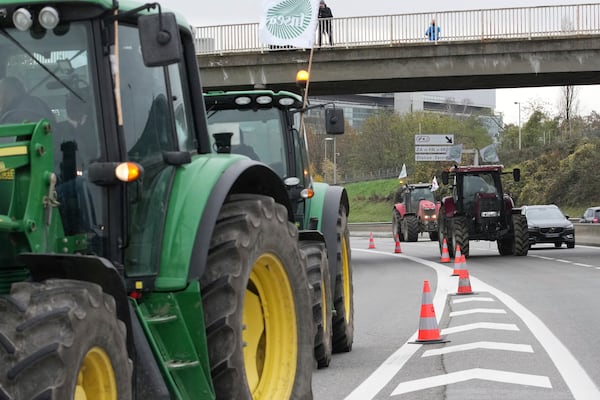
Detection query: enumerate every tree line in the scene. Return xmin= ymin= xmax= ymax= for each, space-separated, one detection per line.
xmin=306 ymin=92 xmax=600 ymax=211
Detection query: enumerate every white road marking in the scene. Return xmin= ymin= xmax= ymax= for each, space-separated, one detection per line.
xmin=422 ymin=341 xmax=534 ymax=357
xmin=391 ymin=368 xmax=552 ymax=396
xmin=442 ymin=322 xmax=519 ymax=335
xmin=531 ymin=255 xmax=554 ymax=260
xmin=449 ymin=308 xmax=506 ymax=317
xmin=346 ymin=248 xmax=600 ymax=400
xmin=529 ymin=254 xmax=598 ymax=269
xmin=452 ymin=296 xmax=495 ymax=304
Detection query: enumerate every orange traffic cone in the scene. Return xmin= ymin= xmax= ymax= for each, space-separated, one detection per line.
xmin=411 ymin=280 xmax=448 ymax=344
xmin=368 ymin=232 xmax=376 ymax=249
xmin=451 ymin=245 xmax=466 ymax=276
xmin=440 ymin=238 xmax=450 ymax=263
xmin=394 ymin=235 xmax=402 ymax=254
xmin=456 ymin=269 xmax=475 ymax=295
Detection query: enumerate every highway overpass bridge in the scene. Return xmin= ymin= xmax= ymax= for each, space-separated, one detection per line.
xmin=194 ymin=3 xmax=600 ymax=95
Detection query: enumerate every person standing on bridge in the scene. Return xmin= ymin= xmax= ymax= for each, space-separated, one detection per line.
xmin=318 ymin=0 xmax=334 ymax=47
xmin=425 ymin=18 xmax=441 ymax=42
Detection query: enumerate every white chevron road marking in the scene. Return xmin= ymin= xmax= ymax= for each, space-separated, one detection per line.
xmin=452 ymin=296 xmax=495 ymax=303
xmin=442 ymin=322 xmax=519 ymax=335
xmin=449 ymin=308 xmax=506 ymax=317
xmin=422 ymin=341 xmax=533 ymax=357
xmin=391 ymin=368 xmax=552 ymax=396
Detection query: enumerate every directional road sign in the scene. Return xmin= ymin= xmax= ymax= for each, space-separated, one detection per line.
xmin=415 ymin=146 xmax=449 ymax=154
xmin=414 ymin=134 xmax=454 ymax=145
xmin=415 ymin=153 xmax=449 ymax=161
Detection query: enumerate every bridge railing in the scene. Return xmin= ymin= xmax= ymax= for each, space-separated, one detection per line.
xmin=194 ymin=3 xmax=600 ymax=54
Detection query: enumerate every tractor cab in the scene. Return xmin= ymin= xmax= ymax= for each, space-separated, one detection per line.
xmin=204 ymin=90 xmax=344 ymax=228
xmin=453 ymin=171 xmax=503 ymax=218
xmin=0 ymin=3 xmax=200 ymax=283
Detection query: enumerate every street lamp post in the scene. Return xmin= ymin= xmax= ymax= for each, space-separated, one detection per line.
xmin=514 ymin=101 xmax=522 ymax=150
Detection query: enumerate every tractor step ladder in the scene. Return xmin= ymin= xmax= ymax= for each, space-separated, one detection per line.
xmin=136 ymin=287 xmax=213 ymax=398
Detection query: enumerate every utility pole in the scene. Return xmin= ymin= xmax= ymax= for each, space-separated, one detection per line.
xmin=514 ymin=101 xmax=522 ymax=150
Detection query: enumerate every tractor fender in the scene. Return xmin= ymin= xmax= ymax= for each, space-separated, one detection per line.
xmin=393 ymin=203 xmax=407 ymax=217
xmin=317 ymin=184 xmax=349 ymax=286
xmin=159 ymin=155 xmax=290 ymax=285
xmin=440 ymin=196 xmax=456 ymax=217
xmin=503 ymin=194 xmax=517 ymax=211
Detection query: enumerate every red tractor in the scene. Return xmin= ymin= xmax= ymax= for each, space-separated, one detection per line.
xmin=392 ymin=183 xmax=440 ymax=242
xmin=437 ymin=165 xmax=528 ymax=258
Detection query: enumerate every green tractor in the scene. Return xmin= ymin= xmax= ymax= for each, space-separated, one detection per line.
xmin=203 ymin=89 xmax=354 ymax=368
xmin=0 ymin=1 xmax=318 ymax=399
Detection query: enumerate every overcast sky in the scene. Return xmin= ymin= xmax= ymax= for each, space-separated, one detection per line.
xmin=163 ymin=0 xmax=598 ymax=125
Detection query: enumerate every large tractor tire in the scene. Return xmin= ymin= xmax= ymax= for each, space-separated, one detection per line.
xmin=200 ymin=194 xmax=313 ymax=400
xmin=0 ymin=279 xmax=132 ymax=400
xmin=437 ymin=206 xmax=455 ymax=258
xmin=512 ymin=214 xmax=529 ymax=256
xmin=300 ymin=241 xmax=333 ymax=369
xmin=497 ymin=236 xmax=514 ymax=255
xmin=332 ymin=205 xmax=354 ymax=353
xmin=392 ymin=209 xmax=402 ymax=241
xmin=451 ymin=216 xmax=470 ymax=258
xmin=428 ymin=230 xmax=439 ymax=242
xmin=403 ymin=215 xmax=419 ymax=242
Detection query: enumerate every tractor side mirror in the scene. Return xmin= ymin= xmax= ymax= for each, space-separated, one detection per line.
xmin=441 ymin=171 xmax=449 ymax=185
xmin=513 ymin=168 xmax=521 ymax=182
xmin=138 ymin=12 xmax=182 ymax=67
xmin=325 ymin=108 xmax=344 ymax=135
xmin=213 ymin=132 xmax=233 ymax=154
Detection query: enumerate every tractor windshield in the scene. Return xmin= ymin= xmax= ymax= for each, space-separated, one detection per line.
xmin=410 ymin=187 xmax=435 ymax=207
xmin=460 ymin=172 xmax=500 ymax=214
xmin=0 ymin=22 xmax=106 ymax=252
xmin=207 ymin=108 xmax=287 ymax=177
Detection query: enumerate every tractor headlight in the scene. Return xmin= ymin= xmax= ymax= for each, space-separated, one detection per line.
xmin=481 ymin=211 xmax=499 ymax=217
xmin=38 ymin=6 xmax=60 ymax=30
xmin=13 ymin=8 xmax=33 ymax=31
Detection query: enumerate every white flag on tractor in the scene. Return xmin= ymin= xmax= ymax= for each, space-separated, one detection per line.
xmin=398 ymin=163 xmax=407 ymax=179
xmin=431 ymin=176 xmax=439 ymax=191
xmin=259 ymin=0 xmax=320 ymax=48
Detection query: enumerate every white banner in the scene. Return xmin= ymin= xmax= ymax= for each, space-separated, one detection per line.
xmin=480 ymin=143 xmax=500 ymax=163
xmin=259 ymin=0 xmax=320 ymax=48
xmin=446 ymin=144 xmax=463 ymax=163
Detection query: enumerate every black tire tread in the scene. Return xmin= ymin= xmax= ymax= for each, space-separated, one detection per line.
xmin=0 ymin=280 xmax=131 ymax=400
xmin=200 ymin=194 xmax=313 ymax=399
xmin=300 ymin=241 xmax=333 ymax=369
xmin=405 ymin=215 xmax=419 ymax=242
xmin=453 ymin=216 xmax=470 ymax=258
xmin=332 ymin=206 xmax=354 ymax=353
xmin=513 ymin=213 xmax=529 ymax=256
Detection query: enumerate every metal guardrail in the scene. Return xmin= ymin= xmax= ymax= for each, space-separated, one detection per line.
xmin=349 ymin=222 xmax=600 ymax=246
xmin=194 ymin=3 xmax=600 ymax=55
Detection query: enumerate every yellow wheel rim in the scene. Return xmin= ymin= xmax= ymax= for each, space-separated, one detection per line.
xmin=243 ymin=253 xmax=297 ymax=399
xmin=74 ymin=347 xmax=117 ymax=400
xmin=341 ymin=234 xmax=351 ymax=323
